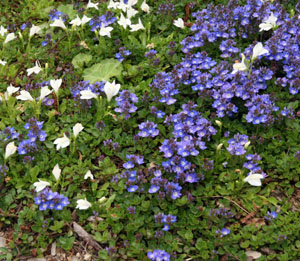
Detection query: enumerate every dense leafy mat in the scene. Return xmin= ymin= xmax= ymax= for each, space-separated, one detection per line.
xmin=0 ymin=0 xmax=300 ymax=260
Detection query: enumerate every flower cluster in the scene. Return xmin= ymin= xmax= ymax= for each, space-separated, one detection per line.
xmin=245 ymin=94 xmax=278 ymax=125
xmin=115 ymin=90 xmax=138 ymax=119
xmin=89 ymin=12 xmax=117 ymax=32
xmin=34 ymin=188 xmax=69 ymax=211
xmin=70 ymin=81 xmax=105 ymax=107
xmin=1 ymin=127 xmax=19 ymax=141
xmin=48 ymin=9 xmax=63 ymax=21
xmin=115 ymin=47 xmax=131 ymax=62
xmin=103 ymin=139 xmax=120 ymax=151
xmin=226 ymin=133 xmax=249 ymax=156
xmin=154 ymin=212 xmax=176 ymax=231
xmin=17 ymin=118 xmax=47 ymax=155
xmin=149 ymin=0 xmax=296 ymax=126
xmin=150 ymin=106 xmax=165 ymax=119
xmin=243 ymin=154 xmax=264 ymax=174
xmin=209 ymin=208 xmax=234 ymax=218
xmin=42 ymin=33 xmax=54 ymax=47
xmin=138 ymin=121 xmax=159 ymax=138
xmin=147 ymin=249 xmax=170 ymax=261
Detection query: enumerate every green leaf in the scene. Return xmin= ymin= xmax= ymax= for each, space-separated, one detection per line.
xmin=57 ymin=4 xmax=77 ymax=19
xmin=49 ymin=220 xmax=65 ymax=231
xmin=83 ymin=59 xmax=123 ymax=83
xmin=72 ymin=53 xmax=92 ymax=69
xmin=57 ymin=236 xmax=75 ymax=251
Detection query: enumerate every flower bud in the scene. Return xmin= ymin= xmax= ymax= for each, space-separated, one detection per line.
xmin=244 ymin=141 xmax=251 ymax=149
xmin=217 ymin=143 xmax=223 ymax=151
xmin=99 ymin=197 xmax=107 ymax=204
xmin=215 ymin=120 xmax=222 ymax=127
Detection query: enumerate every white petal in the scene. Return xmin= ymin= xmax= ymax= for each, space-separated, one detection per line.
xmin=53 ymin=134 xmax=70 ymax=150
xmin=6 ymin=85 xmax=20 ymax=96
xmin=29 ymin=25 xmax=41 ymax=37
xmin=76 ymin=198 xmax=91 ymax=210
xmin=104 ymin=80 xmax=121 ymax=102
xmin=5 ymin=141 xmax=17 ymax=159
xmin=244 ymin=174 xmax=264 ymax=186
xmin=87 ymin=0 xmax=99 ymax=10
xmin=141 ymin=1 xmax=150 ymax=13
xmin=52 ymin=164 xmax=61 ymax=181
xmin=50 ymin=18 xmax=67 ymax=30
xmin=73 ymin=123 xmax=84 ymax=137
xmin=4 ymin=33 xmax=16 ymax=44
xmin=80 ymin=90 xmax=97 ymax=99
xmin=40 ymin=86 xmax=52 ymax=100
xmin=50 ymin=79 xmax=62 ymax=93
xmin=173 ymin=18 xmax=185 ymax=29
xmin=33 ymin=179 xmax=50 ymax=192
xmin=16 ymin=90 xmax=34 ymax=101
xmin=84 ymin=170 xmax=94 ymax=180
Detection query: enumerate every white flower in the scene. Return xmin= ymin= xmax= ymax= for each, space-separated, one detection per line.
xmin=251 ymin=42 xmax=269 ymax=60
xmin=39 ymin=86 xmax=52 ymax=101
xmin=99 ymin=25 xmax=113 ymax=38
xmin=4 ymin=33 xmax=16 ymax=44
xmin=244 ymin=172 xmax=264 ymax=186
xmin=81 ymin=15 xmax=92 ymax=26
xmin=4 ymin=85 xmax=20 ymax=100
xmin=117 ymin=1 xmax=128 ymax=12
xmin=33 ymin=179 xmax=50 ymax=192
xmin=54 ymin=133 xmax=70 ymax=150
xmin=5 ymin=141 xmax=17 ymax=159
xmin=16 ymin=90 xmax=34 ymax=101
xmin=104 ymin=80 xmax=121 ymax=102
xmin=50 ymin=18 xmax=67 ymax=30
xmin=126 ymin=7 xmax=138 ymax=19
xmin=232 ymin=54 xmax=248 ymax=74
xmin=73 ymin=123 xmax=84 ymax=138
xmin=129 ymin=18 xmax=145 ymax=32
xmin=259 ymin=12 xmax=277 ymax=32
xmin=87 ymin=0 xmax=99 ymax=10
xmin=141 ymin=1 xmax=150 ymax=13
xmin=127 ymin=0 xmax=138 ymax=7
xmin=50 ymin=79 xmax=62 ymax=94
xmin=0 ymin=60 xmax=7 ymax=66
xmin=27 ymin=61 xmax=42 ymax=76
xmin=52 ymin=164 xmax=61 ymax=181
xmin=118 ymin=13 xmax=131 ymax=29
xmin=0 ymin=25 xmax=7 ymax=36
xmin=108 ymin=0 xmax=118 ymax=9
xmin=70 ymin=15 xmax=82 ymax=27
xmin=76 ymin=198 xmax=91 ymax=210
xmin=84 ymin=170 xmax=94 ymax=180
xmin=80 ymin=90 xmax=97 ymax=100
xmin=29 ymin=24 xmax=41 ymax=37
xmin=173 ymin=18 xmax=185 ymax=29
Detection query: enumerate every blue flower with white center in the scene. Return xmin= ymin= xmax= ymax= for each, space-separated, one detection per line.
xmin=148 ymin=185 xmax=160 ymax=193
xmin=127 ymin=185 xmax=138 ymax=192
xmin=123 ymin=161 xmax=134 ymax=169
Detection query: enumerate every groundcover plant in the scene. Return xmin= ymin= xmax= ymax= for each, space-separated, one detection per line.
xmin=0 ymin=0 xmax=300 ymax=260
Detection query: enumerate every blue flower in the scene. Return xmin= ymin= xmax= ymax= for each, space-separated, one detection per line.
xmin=128 ymin=185 xmax=138 ymax=192
xmin=148 ymin=185 xmax=160 ymax=193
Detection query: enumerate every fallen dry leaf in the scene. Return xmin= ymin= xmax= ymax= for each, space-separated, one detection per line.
xmin=245 ymin=250 xmax=262 ymax=259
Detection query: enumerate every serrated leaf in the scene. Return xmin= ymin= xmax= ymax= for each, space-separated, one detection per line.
xmin=72 ymin=53 xmax=92 ymax=69
xmin=83 ymin=59 xmax=123 ymax=83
